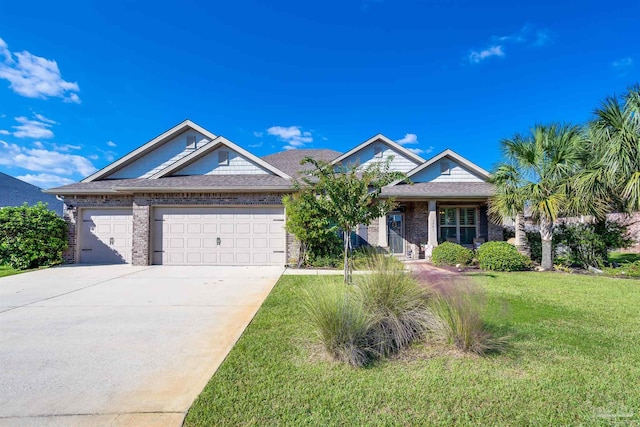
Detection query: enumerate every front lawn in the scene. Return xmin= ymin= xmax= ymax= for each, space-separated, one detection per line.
xmin=185 ymin=272 xmax=640 ymax=426
xmin=0 ymin=265 xmax=24 ymax=278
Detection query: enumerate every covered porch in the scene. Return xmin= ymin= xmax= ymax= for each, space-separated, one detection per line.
xmin=365 ymin=199 xmax=502 ymax=259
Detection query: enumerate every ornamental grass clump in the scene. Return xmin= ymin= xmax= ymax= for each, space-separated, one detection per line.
xmin=353 ymin=254 xmax=437 ymax=357
xmin=302 ymin=284 xmax=377 ymax=367
xmin=303 ymin=254 xmax=437 ymax=366
xmin=425 ymin=279 xmax=507 ymax=355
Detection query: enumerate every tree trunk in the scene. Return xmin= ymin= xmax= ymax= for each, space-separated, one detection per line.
xmin=515 ymin=213 xmax=529 ymax=256
xmin=343 ymin=230 xmax=350 ymax=283
xmin=539 ymin=217 xmax=554 ymax=271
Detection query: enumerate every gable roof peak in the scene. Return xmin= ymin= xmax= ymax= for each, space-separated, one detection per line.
xmin=331 ymin=133 xmax=426 ymax=166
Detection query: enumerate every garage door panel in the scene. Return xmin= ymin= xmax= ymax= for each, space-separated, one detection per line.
xmin=153 ymin=207 xmax=284 ymax=266
xmin=80 ymin=209 xmax=133 ymax=264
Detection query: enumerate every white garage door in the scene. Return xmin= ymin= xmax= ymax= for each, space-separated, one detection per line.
xmin=153 ymin=206 xmax=285 ymax=266
xmin=80 ymin=208 xmax=133 ymax=264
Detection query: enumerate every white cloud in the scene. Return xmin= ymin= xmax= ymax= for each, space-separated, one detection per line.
xmin=612 ymin=57 xmax=634 ymax=75
xmin=469 ymin=46 xmax=505 ymax=64
xmin=469 ymin=25 xmax=551 ymax=64
xmin=96 ymin=148 xmax=117 ymax=162
xmin=248 ymin=142 xmax=263 ymax=148
xmin=16 ymin=173 xmax=74 ymax=189
xmin=0 ymin=129 xmax=9 ymax=135
xmin=395 ymin=133 xmax=418 ymax=145
xmin=267 ymin=125 xmax=313 ymax=150
xmin=106 ymin=140 xmax=117 ymax=147
xmin=52 ymin=143 xmax=81 ymax=151
xmin=12 ymin=115 xmax=56 ymax=139
xmin=0 ymin=140 xmax=96 ymax=176
xmin=408 ymin=146 xmax=434 ymax=155
xmin=253 ymin=131 xmax=264 ymax=138
xmin=0 ymin=37 xmax=81 ymax=103
xmin=33 ymin=113 xmax=56 ymax=124
xmin=33 ymin=141 xmax=44 ymax=148
xmin=88 ymin=154 xmax=99 ymax=160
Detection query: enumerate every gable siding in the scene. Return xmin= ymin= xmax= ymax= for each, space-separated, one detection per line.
xmin=411 ymin=159 xmax=484 ymax=183
xmin=173 ymin=147 xmax=270 ymax=176
xmin=109 ymin=131 xmax=211 ymax=179
xmin=341 ymin=142 xmax=419 ymax=173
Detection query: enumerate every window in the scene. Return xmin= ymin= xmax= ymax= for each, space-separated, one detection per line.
xmin=218 ymin=150 xmax=229 ymax=165
xmin=374 ymin=146 xmax=383 ymax=158
xmin=186 ymin=135 xmax=197 ymax=149
xmin=439 ymin=207 xmax=477 ymax=245
xmin=440 ymin=160 xmax=451 ymax=175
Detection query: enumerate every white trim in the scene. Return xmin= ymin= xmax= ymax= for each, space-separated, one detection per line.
xmin=149 ymin=136 xmax=292 ymax=180
xmin=390 ymin=149 xmax=491 ymax=186
xmin=82 ymin=120 xmax=218 ymax=182
xmin=330 ymin=134 xmax=426 ymax=166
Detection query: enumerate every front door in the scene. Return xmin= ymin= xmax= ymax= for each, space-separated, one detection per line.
xmin=387 ymin=213 xmax=404 ymax=255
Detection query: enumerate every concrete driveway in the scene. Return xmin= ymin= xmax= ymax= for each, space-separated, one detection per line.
xmin=0 ymin=265 xmax=284 ymax=426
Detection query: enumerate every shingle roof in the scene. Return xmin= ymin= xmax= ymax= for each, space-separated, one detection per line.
xmin=261 ymin=149 xmax=341 ymax=177
xmin=0 ymin=173 xmax=63 ymax=215
xmin=381 ymin=182 xmax=494 ymax=198
xmin=47 ymin=175 xmax=293 ymax=194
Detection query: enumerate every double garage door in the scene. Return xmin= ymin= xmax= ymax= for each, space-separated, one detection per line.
xmin=78 ymin=206 xmax=285 ymax=266
xmin=153 ymin=207 xmax=285 ymax=265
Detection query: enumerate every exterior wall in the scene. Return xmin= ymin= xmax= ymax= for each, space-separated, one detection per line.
xmin=342 ymin=141 xmax=420 ymax=173
xmin=109 ymin=130 xmax=211 ymax=179
xmin=411 ymin=159 xmax=484 ymax=183
xmin=61 ymin=192 xmax=288 ymax=265
xmin=174 ymin=147 xmax=270 ymax=176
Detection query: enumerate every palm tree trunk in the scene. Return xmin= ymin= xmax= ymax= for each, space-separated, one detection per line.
xmin=539 ymin=217 xmax=554 ymax=270
xmin=515 ymin=213 xmax=529 ymax=256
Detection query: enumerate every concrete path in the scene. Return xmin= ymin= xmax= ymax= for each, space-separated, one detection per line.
xmin=0 ymin=264 xmax=284 ymax=426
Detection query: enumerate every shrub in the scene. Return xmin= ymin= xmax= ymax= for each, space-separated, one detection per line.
xmin=431 ymin=242 xmax=473 ymax=267
xmin=303 ymin=284 xmax=376 ymax=367
xmin=427 ymin=281 xmax=506 ymax=354
xmin=0 ymin=203 xmax=67 ymax=270
xmin=554 ymin=220 xmax=631 ymax=268
xmin=354 ymin=254 xmax=436 ymax=357
xmin=477 ymin=241 xmax=531 ymax=271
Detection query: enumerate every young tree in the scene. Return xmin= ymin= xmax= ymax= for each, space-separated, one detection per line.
xmin=300 ymin=157 xmax=406 ymax=282
xmin=489 ymin=124 xmax=585 ymax=270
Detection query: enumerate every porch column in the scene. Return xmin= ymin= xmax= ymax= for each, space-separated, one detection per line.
xmin=378 ymin=216 xmax=388 ymax=247
xmin=427 ymin=200 xmax=438 ymax=247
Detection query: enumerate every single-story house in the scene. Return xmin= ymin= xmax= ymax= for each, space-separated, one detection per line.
xmin=0 ymin=172 xmax=64 ymax=216
xmin=46 ymin=120 xmax=502 ymax=265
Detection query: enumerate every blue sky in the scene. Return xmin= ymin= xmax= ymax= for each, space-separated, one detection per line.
xmin=0 ymin=0 xmax=638 ymax=188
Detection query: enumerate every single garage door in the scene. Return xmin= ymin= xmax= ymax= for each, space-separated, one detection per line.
xmin=80 ymin=208 xmax=133 ymax=264
xmin=153 ymin=206 xmax=285 ymax=266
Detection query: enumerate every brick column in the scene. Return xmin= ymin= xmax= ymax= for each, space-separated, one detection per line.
xmin=132 ymin=197 xmax=151 ymax=266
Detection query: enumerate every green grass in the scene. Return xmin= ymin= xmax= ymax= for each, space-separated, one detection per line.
xmin=185 ymin=272 xmax=640 ymax=426
xmin=610 ymin=251 xmax=640 ymax=264
xmin=0 ymin=264 xmax=25 ymax=278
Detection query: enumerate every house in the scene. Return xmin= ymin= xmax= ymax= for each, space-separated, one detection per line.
xmin=0 ymin=172 xmax=64 ymax=216
xmin=45 ymin=120 xmax=501 ymax=265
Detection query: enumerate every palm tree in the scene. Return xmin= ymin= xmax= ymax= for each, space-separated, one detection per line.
xmin=580 ymin=85 xmax=640 ymax=214
xmin=489 ymin=123 xmax=585 ymax=270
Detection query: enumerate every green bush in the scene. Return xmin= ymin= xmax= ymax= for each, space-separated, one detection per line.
xmin=477 ymin=241 xmax=531 ymax=271
xmin=554 ymin=220 xmax=631 ymax=268
xmin=431 ymin=242 xmax=474 ymax=267
xmin=604 ymin=260 xmax=640 ymax=278
xmin=0 ymin=203 xmax=67 ymax=270
xmin=354 ymin=254 xmax=436 ymax=357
